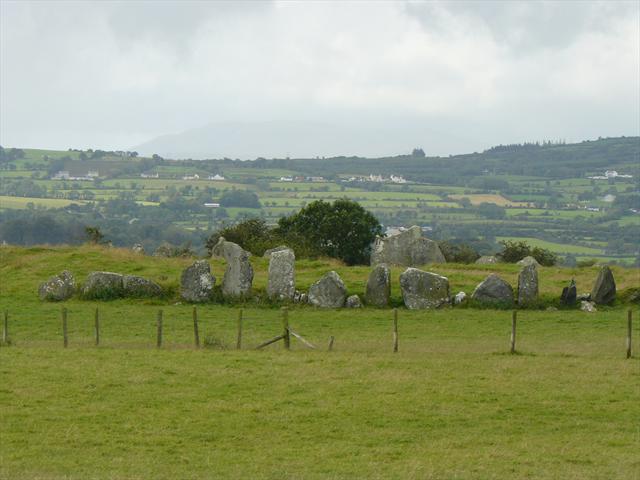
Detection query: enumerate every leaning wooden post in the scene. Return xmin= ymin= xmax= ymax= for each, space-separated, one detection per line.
xmin=282 ymin=307 xmax=290 ymax=350
xmin=62 ymin=307 xmax=68 ymax=348
xmin=328 ymin=336 xmax=335 ymax=352
xmin=193 ymin=306 xmax=200 ymax=348
xmin=510 ymin=310 xmax=517 ymax=354
xmin=156 ymin=309 xmax=163 ymax=348
xmin=626 ymin=309 xmax=632 ymax=359
xmin=393 ymin=308 xmax=398 ymax=353
xmin=236 ymin=308 xmax=243 ymax=350
xmin=2 ymin=310 xmax=8 ymax=344
xmin=94 ymin=307 xmax=100 ymax=346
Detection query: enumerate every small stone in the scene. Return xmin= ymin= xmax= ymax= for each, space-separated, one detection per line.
xmin=475 ymin=255 xmax=499 ymax=264
xmin=454 ymin=291 xmax=467 ymax=305
xmin=580 ymin=301 xmax=597 ymax=313
xmin=546 ymin=306 xmax=558 ymax=312
xmin=345 ymin=295 xmax=362 ymax=308
xmin=132 ymin=243 xmax=145 ymax=255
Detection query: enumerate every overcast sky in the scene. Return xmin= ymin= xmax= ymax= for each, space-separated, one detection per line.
xmin=1 ymin=0 xmax=638 ymax=157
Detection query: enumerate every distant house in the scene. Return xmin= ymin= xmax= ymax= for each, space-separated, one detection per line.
xmin=52 ymin=171 xmax=70 ymax=180
xmin=588 ymin=170 xmax=633 ymax=180
xmin=306 ymin=176 xmax=325 ymax=182
xmin=52 ymin=170 xmax=95 ymax=181
xmin=87 ymin=171 xmax=99 ymax=178
xmin=183 ymin=174 xmax=200 ymax=180
xmin=140 ymin=172 xmax=159 ymax=179
xmin=207 ymin=174 xmax=225 ymax=181
xmin=203 ymin=202 xmax=220 ymax=208
xmin=602 ymin=194 xmax=616 ymax=202
xmin=390 ymin=175 xmax=407 ymax=184
xmin=280 ymin=176 xmax=294 ymax=182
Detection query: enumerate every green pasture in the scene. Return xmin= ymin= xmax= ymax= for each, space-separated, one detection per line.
xmin=496 ymin=236 xmax=604 ymax=255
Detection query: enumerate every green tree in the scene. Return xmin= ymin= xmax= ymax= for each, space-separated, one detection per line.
xmin=276 ymin=199 xmax=382 ymax=265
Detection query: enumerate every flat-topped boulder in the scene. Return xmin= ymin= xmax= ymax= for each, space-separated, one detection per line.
xmin=475 ymin=255 xmax=499 ymax=265
xmin=123 ymin=275 xmax=162 ymax=297
xmin=471 ymin=274 xmax=514 ymax=306
xmin=82 ymin=272 xmax=124 ymax=299
xmin=263 ymin=245 xmax=291 ymax=258
xmin=308 ymin=271 xmax=347 ymax=308
xmin=517 ymin=256 xmax=540 ymax=267
xmin=39 ymin=270 xmax=76 ymax=301
xmin=365 ymin=264 xmax=391 ymax=307
xmin=591 ymin=266 xmax=616 ymax=305
xmin=267 ymin=248 xmax=295 ymax=300
xmin=399 ymin=268 xmax=450 ymax=309
xmin=517 ymin=264 xmax=538 ymax=305
xmin=371 ymin=225 xmax=445 ymax=267
xmin=180 ymin=260 xmax=216 ymax=302
xmin=211 ymin=237 xmax=254 ymax=297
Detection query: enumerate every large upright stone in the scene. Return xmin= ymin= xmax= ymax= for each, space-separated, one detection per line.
xmin=517 ymin=264 xmax=538 ymax=305
xmin=590 ymin=266 xmax=616 ymax=305
xmin=38 ymin=271 xmax=76 ymax=301
xmin=211 ymin=237 xmax=254 ymax=297
xmin=371 ymin=225 xmax=445 ymax=267
xmin=471 ymin=274 xmax=514 ymax=306
xmin=180 ymin=260 xmax=216 ymax=302
xmin=123 ymin=275 xmax=162 ymax=297
xmin=267 ymin=248 xmax=295 ymax=300
xmin=560 ymin=279 xmax=577 ymax=306
xmin=82 ymin=272 xmax=124 ymax=299
xmin=365 ymin=264 xmax=391 ymax=307
xmin=308 ymin=271 xmax=347 ymax=308
xmin=263 ymin=245 xmax=290 ymax=258
xmin=399 ymin=268 xmax=450 ymax=309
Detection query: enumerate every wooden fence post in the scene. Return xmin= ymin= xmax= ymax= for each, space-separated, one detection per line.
xmin=2 ymin=310 xmax=8 ymax=344
xmin=627 ymin=309 xmax=632 ymax=359
xmin=156 ymin=310 xmax=163 ymax=348
xmin=393 ymin=308 xmax=398 ymax=353
xmin=510 ymin=311 xmax=517 ymax=354
xmin=236 ymin=308 xmax=243 ymax=350
xmin=193 ymin=306 xmax=200 ymax=348
xmin=62 ymin=307 xmax=68 ymax=348
xmin=282 ymin=307 xmax=290 ymax=350
xmin=328 ymin=336 xmax=335 ymax=351
xmin=94 ymin=307 xmax=100 ymax=346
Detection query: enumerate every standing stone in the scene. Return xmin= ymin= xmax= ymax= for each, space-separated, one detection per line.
xmin=371 ymin=225 xmax=445 ymax=267
xmin=365 ymin=264 xmax=391 ymax=307
xmin=345 ymin=295 xmax=362 ymax=308
xmin=590 ymin=266 xmax=616 ymax=305
xmin=82 ymin=272 xmax=125 ymax=299
xmin=123 ymin=275 xmax=162 ymax=297
xmin=399 ymin=268 xmax=450 ymax=310
xmin=132 ymin=243 xmax=145 ymax=255
xmin=308 ymin=271 xmax=347 ymax=308
xmin=475 ymin=255 xmax=499 ymax=265
xmin=517 ymin=264 xmax=538 ymax=305
xmin=180 ymin=260 xmax=216 ymax=302
xmin=153 ymin=243 xmax=174 ymax=257
xmin=38 ymin=271 xmax=76 ymax=301
xmin=471 ymin=274 xmax=514 ymax=306
xmin=211 ymin=237 xmax=254 ymax=297
xmin=517 ymin=256 xmax=540 ymax=267
xmin=560 ymin=279 xmax=577 ymax=306
xmin=267 ymin=248 xmax=295 ymax=300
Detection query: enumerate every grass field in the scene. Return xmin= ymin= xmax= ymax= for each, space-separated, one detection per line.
xmin=496 ymin=236 xmax=605 ymax=255
xmin=0 ymin=246 xmax=639 ymax=479
xmin=0 ymin=195 xmax=87 ymax=210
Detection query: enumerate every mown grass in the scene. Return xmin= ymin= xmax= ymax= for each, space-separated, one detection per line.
xmin=0 ymin=246 xmax=639 ymax=479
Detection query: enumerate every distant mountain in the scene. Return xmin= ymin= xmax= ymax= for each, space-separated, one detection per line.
xmin=131 ymin=120 xmax=469 ymax=160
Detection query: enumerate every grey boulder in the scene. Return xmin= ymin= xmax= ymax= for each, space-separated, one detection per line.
xmin=471 ymin=274 xmax=514 ymax=306
xmin=371 ymin=225 xmax=445 ymax=267
xmin=345 ymin=295 xmax=362 ymax=308
xmin=38 ymin=270 xmax=76 ymax=301
xmin=517 ymin=256 xmax=540 ymax=267
xmin=180 ymin=260 xmax=216 ymax=302
xmin=263 ymin=245 xmax=291 ymax=258
xmin=365 ymin=263 xmax=391 ymax=307
xmin=212 ymin=237 xmax=254 ymax=297
xmin=267 ymin=248 xmax=295 ymax=300
xmin=399 ymin=268 xmax=450 ymax=310
xmin=82 ymin=272 xmax=125 ymax=299
xmin=454 ymin=291 xmax=467 ymax=305
xmin=580 ymin=300 xmax=597 ymax=313
xmin=123 ymin=275 xmax=162 ymax=297
xmin=517 ymin=264 xmax=538 ymax=305
xmin=132 ymin=243 xmax=145 ymax=255
xmin=590 ymin=266 xmax=616 ymax=305
xmin=475 ymin=255 xmax=499 ymax=265
xmin=308 ymin=271 xmax=347 ymax=308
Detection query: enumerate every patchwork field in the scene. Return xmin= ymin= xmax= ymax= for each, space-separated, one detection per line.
xmin=1 ymin=246 xmax=638 ymax=479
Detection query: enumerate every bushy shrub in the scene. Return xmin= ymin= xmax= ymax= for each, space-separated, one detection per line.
xmin=497 ymin=240 xmax=557 ymax=266
xmin=438 ymin=241 xmax=480 ymax=264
